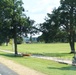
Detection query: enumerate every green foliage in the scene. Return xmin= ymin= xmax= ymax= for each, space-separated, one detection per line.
xmin=17 ymin=36 xmax=23 ymax=44
xmin=59 ymin=0 xmax=76 ymax=52
xmin=0 ymin=0 xmax=35 ymax=45
xmin=0 ymin=0 xmax=36 ymax=55
xmin=39 ymin=12 xmax=59 ymax=43
xmin=38 ymin=0 xmax=76 ymax=53
xmin=39 ymin=11 xmax=67 ymax=43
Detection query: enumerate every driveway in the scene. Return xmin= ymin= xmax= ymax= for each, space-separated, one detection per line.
xmin=0 ymin=56 xmax=45 ymax=75
xmin=0 ymin=63 xmax=18 ymax=75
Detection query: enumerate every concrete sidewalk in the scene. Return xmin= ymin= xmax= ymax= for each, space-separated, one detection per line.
xmin=31 ymin=55 xmax=72 ymax=65
xmin=0 ymin=49 xmax=73 ymax=65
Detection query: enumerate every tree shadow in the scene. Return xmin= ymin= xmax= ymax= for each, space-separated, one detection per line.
xmin=48 ymin=66 xmax=76 ymax=71
xmin=0 ymin=53 xmax=23 ymax=58
xmin=32 ymin=52 xmax=73 ymax=59
xmin=42 ymin=53 xmax=73 ymax=57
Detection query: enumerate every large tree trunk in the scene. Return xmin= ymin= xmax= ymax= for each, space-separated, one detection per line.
xmin=69 ymin=6 xmax=75 ymax=53
xmin=69 ymin=31 xmax=75 ymax=53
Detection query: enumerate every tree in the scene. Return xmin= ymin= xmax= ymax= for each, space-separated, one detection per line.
xmin=0 ymin=0 xmax=11 ymax=44
xmin=9 ymin=0 xmax=25 ymax=55
xmin=58 ymin=0 xmax=76 ymax=53
xmin=0 ymin=0 xmax=28 ymax=55
xmin=40 ymin=0 xmax=76 ymax=53
xmin=0 ymin=0 xmax=35 ymax=55
xmin=39 ymin=9 xmax=60 ymax=43
xmin=25 ymin=17 xmax=35 ymax=42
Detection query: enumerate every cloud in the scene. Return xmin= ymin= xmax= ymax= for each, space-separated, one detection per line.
xmin=28 ymin=13 xmax=46 ymax=23
xmin=22 ymin=0 xmax=60 ymax=23
xmin=37 ymin=0 xmax=50 ymax=6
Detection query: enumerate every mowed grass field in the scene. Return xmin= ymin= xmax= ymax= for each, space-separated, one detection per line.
xmin=0 ymin=43 xmax=71 ymax=53
xmin=0 ymin=43 xmax=73 ymax=58
xmin=0 ymin=43 xmax=76 ymax=75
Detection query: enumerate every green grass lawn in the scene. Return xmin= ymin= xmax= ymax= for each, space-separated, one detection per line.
xmin=0 ymin=43 xmax=76 ymax=75
xmin=0 ymin=43 xmax=70 ymax=53
xmin=0 ymin=51 xmax=76 ymax=75
xmin=0 ymin=43 xmax=74 ymax=59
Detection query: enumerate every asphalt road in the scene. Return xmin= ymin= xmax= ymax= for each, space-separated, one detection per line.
xmin=0 ymin=63 xmax=18 ymax=75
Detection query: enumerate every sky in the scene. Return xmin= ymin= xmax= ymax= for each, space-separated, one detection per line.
xmin=22 ymin=0 xmax=60 ymax=24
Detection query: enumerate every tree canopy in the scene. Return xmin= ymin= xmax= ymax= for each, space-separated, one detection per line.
xmin=0 ymin=0 xmax=35 ymax=55
xmin=38 ymin=0 xmax=76 ymax=53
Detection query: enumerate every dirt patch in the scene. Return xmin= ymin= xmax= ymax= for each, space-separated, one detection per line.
xmin=0 ymin=56 xmax=45 ymax=75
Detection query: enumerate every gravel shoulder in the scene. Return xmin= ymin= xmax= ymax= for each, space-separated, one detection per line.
xmin=0 ymin=56 xmax=45 ymax=75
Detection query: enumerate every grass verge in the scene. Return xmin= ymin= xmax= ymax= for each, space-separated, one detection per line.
xmin=0 ymin=43 xmax=74 ymax=59
xmin=0 ymin=51 xmax=76 ymax=75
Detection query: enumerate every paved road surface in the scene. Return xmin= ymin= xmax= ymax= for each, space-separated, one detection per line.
xmin=0 ymin=63 xmax=18 ymax=75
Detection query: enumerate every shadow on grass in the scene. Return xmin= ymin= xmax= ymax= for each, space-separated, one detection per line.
xmin=0 ymin=52 xmax=74 ymax=58
xmin=0 ymin=53 xmax=22 ymax=58
xmin=48 ymin=66 xmax=76 ymax=71
xmin=33 ymin=52 xmax=73 ymax=57
xmin=44 ymin=53 xmax=71 ymax=57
